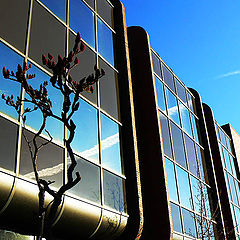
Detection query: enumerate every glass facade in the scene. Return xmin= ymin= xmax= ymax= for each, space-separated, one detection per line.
xmin=215 ymin=122 xmax=240 ymax=239
xmin=0 ymin=0 xmax=125 ymax=227
xmin=152 ymin=49 xmax=216 ymax=239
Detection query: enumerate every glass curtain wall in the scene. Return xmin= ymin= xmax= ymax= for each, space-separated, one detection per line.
xmin=215 ymin=122 xmax=240 ymax=239
xmin=0 ymin=0 xmax=126 ymax=228
xmin=152 ymin=50 xmax=215 ymax=240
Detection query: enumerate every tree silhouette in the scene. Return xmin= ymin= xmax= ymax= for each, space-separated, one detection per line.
xmin=2 ymin=32 xmax=105 ymax=240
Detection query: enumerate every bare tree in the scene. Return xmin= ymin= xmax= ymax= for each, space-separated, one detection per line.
xmin=2 ymin=32 xmax=105 ymax=240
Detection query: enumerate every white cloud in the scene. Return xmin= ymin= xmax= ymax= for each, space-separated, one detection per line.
xmin=215 ymin=70 xmax=240 ymax=79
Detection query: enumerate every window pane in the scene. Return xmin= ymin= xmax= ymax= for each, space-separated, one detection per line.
xmin=184 ymin=134 xmax=199 ymax=177
xmin=234 ymin=206 xmax=240 ymax=233
xmin=190 ymin=176 xmax=201 ymax=214
xmin=71 ymin=98 xmax=99 ymax=162
xmin=171 ymin=202 xmax=182 ymax=233
xmin=219 ymin=145 xmax=226 ymax=168
xmin=224 ymin=171 xmax=231 ymax=198
xmin=170 ymin=122 xmax=187 ymax=168
xmin=97 ymin=18 xmax=114 ymax=66
xmin=176 ymin=80 xmax=187 ymax=104
xmin=152 ymin=52 xmax=161 ymax=78
xmin=162 ymin=64 xmax=175 ymax=92
xmin=70 ymin=0 xmax=95 ymax=48
xmin=176 ymin=166 xmax=192 ymax=209
xmin=187 ymin=92 xmax=195 ymax=113
xmin=101 ymin=113 xmax=122 ymax=174
xmin=0 ymin=117 xmax=18 ymax=171
xmin=97 ymin=0 xmax=114 ymax=28
xmin=23 ymin=63 xmax=64 ymax=143
xmin=20 ymin=129 xmax=64 ymax=189
xmin=191 ymin=114 xmax=200 ymax=143
xmin=0 ymin=42 xmax=23 ymax=119
xmin=67 ymin=155 xmax=100 ymax=203
xmin=215 ymin=124 xmax=221 ymax=141
xmin=179 ymin=102 xmax=193 ymax=137
xmin=182 ymin=208 xmax=197 ymax=237
xmin=159 ymin=111 xmax=173 ymax=158
xmin=223 ymin=147 xmax=232 ymax=174
xmin=229 ymin=155 xmax=237 ymax=177
xmin=103 ymin=170 xmax=126 ymax=212
xmin=196 ymin=145 xmax=207 ymax=182
xmin=228 ymin=174 xmax=238 ymax=205
xmin=155 ymin=76 xmax=166 ymax=112
xmin=219 ymin=129 xmax=227 ymax=148
xmin=39 ymin=0 xmax=66 ymax=21
xmin=165 ymin=158 xmax=178 ymax=202
xmin=165 ymin=88 xmax=180 ymax=126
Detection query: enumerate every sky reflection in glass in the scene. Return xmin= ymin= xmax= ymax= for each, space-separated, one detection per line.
xmin=179 ymin=102 xmax=193 ymax=137
xmin=0 ymin=42 xmax=23 ymax=120
xmin=171 ymin=202 xmax=182 ymax=233
xmin=182 ymin=208 xmax=197 ymax=237
xmin=155 ymin=76 xmax=166 ymax=112
xmin=101 ymin=113 xmax=122 ymax=174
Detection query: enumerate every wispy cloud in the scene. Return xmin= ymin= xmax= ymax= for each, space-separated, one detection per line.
xmin=215 ymin=70 xmax=240 ymax=79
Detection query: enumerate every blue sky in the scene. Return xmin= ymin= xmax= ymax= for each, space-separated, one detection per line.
xmin=121 ymin=0 xmax=240 ymax=134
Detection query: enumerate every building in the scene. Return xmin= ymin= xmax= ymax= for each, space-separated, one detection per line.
xmin=0 ymin=1 xmax=240 ymax=240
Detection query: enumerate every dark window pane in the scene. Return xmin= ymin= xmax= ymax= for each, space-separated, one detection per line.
xmin=97 ymin=0 xmax=114 ymax=28
xmin=67 ymin=155 xmax=100 ymax=203
xmin=184 ymin=134 xmax=199 ymax=177
xmin=152 ymin=52 xmax=161 ymax=78
xmin=191 ymin=114 xmax=200 ymax=143
xmin=215 ymin=124 xmax=221 ymax=141
xmin=176 ymin=80 xmax=187 ymax=104
xmin=179 ymin=102 xmax=193 ymax=137
xmin=165 ymin=88 xmax=180 ymax=126
xmin=187 ymin=92 xmax=195 ymax=113
xmin=69 ymin=32 xmax=97 ymax=104
xmin=85 ymin=0 xmax=94 ymax=8
xmin=39 ymin=0 xmax=66 ymax=21
xmin=190 ymin=176 xmax=201 ymax=214
xmin=196 ymin=145 xmax=207 ymax=182
xmin=0 ymin=117 xmax=18 ymax=171
xmin=219 ymin=145 xmax=226 ymax=168
xmin=220 ymin=129 xmax=227 ymax=148
xmin=228 ymin=174 xmax=238 ymax=205
xmin=70 ymin=0 xmax=95 ymax=48
xmin=229 ymin=155 xmax=237 ymax=177
xmin=176 ymin=166 xmax=192 ymax=209
xmin=182 ymin=208 xmax=197 ymax=237
xmin=234 ymin=206 xmax=240 ymax=233
xmin=165 ymin=158 xmax=178 ymax=202
xmin=170 ymin=202 xmax=182 ymax=233
xmin=0 ymin=42 xmax=23 ymax=119
xmin=155 ymin=76 xmax=166 ymax=112
xmin=0 ymin=230 xmax=33 ymax=240
xmin=103 ymin=170 xmax=126 ymax=212
xmin=23 ymin=63 xmax=64 ymax=143
xmin=226 ymin=136 xmax=232 ymax=152
xmin=101 ymin=113 xmax=122 ymax=174
xmin=99 ymin=59 xmax=120 ymax=120
xmin=162 ymin=64 xmax=175 ymax=92
xmin=0 ymin=0 xmax=29 ymax=52
xmin=97 ymin=18 xmax=114 ymax=66
xmin=159 ymin=111 xmax=173 ymax=158
xmin=20 ymin=129 xmax=64 ymax=189
xmin=223 ymin=147 xmax=232 ymax=174
xmin=224 ymin=171 xmax=231 ymax=198
xmin=29 ymin=1 xmax=65 ymax=69
xmin=235 ymin=180 xmax=240 ymax=207
xmin=170 ymin=122 xmax=187 ymax=168
xmin=71 ymin=98 xmax=99 ymax=162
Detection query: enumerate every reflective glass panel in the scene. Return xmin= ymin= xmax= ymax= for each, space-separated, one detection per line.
xmin=229 ymin=155 xmax=237 ymax=177
xmin=224 ymin=171 xmax=231 ymax=198
xmin=187 ymin=92 xmax=195 ymax=113
xmin=39 ymin=0 xmax=66 ymax=21
xmin=70 ymin=0 xmax=95 ymax=48
xmin=103 ymin=170 xmax=126 ymax=212
xmin=0 ymin=42 xmax=23 ymax=119
xmin=67 ymin=155 xmax=100 ymax=203
xmin=152 ymin=51 xmax=161 ymax=78
xmin=162 ymin=64 xmax=175 ymax=92
xmin=179 ymin=102 xmax=193 ymax=137
xmin=176 ymin=79 xmax=187 ymax=104
xmin=220 ymin=129 xmax=227 ymax=148
xmin=20 ymin=129 xmax=64 ymax=189
xmin=226 ymin=136 xmax=231 ymax=152
xmin=184 ymin=134 xmax=199 ymax=177
xmin=171 ymin=202 xmax=182 ymax=233
xmin=24 ymin=63 xmax=64 ymax=143
xmin=191 ymin=114 xmax=200 ymax=143
xmin=71 ymin=98 xmax=99 ymax=162
xmin=97 ymin=18 xmax=114 ymax=66
xmin=190 ymin=176 xmax=201 ymax=214
xmin=182 ymin=208 xmax=197 ymax=237
xmin=219 ymin=145 xmax=226 ymax=168
xmin=223 ymin=147 xmax=232 ymax=174
xmin=170 ymin=122 xmax=187 ymax=168
xmin=0 ymin=117 xmax=18 ymax=171
xmin=176 ymin=166 xmax=192 ymax=209
xmin=165 ymin=158 xmax=178 ymax=202
xmin=234 ymin=206 xmax=240 ymax=233
xmin=97 ymin=0 xmax=114 ymax=28
xmin=228 ymin=174 xmax=238 ymax=205
xmin=196 ymin=145 xmax=206 ymax=182
xmin=155 ymin=76 xmax=166 ymax=112
xmin=215 ymin=124 xmax=221 ymax=141
xmin=101 ymin=113 xmax=122 ymax=174
xmin=235 ymin=180 xmax=240 ymax=204
xmin=159 ymin=111 xmax=173 ymax=158
xmin=165 ymin=88 xmax=180 ymax=126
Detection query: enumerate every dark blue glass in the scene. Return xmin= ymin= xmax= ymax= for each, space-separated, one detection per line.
xmin=70 ymin=0 xmax=95 ymax=48
xmin=71 ymin=98 xmax=99 ymax=162
xmin=0 ymin=42 xmax=23 ymax=120
xmin=162 ymin=64 xmax=175 ymax=92
xmin=170 ymin=202 xmax=182 ymax=233
xmin=101 ymin=113 xmax=122 ymax=174
xmin=155 ymin=76 xmax=166 ymax=112
xmin=23 ymin=63 xmax=64 ymax=143
xmin=182 ymin=208 xmax=197 ymax=237
xmin=40 ymin=0 xmax=66 ymax=21
xmin=97 ymin=18 xmax=114 ymax=66
xmin=152 ymin=52 xmax=161 ymax=78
